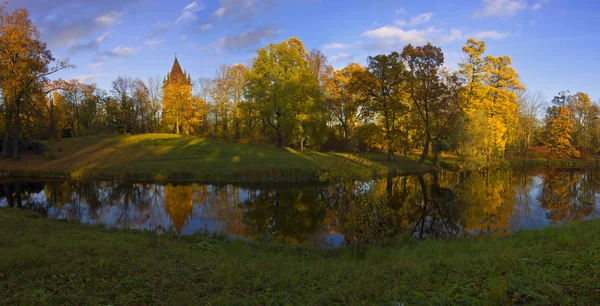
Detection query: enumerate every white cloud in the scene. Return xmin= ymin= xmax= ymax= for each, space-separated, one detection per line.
xmin=144 ymin=39 xmax=163 ymax=46
xmin=394 ymin=12 xmax=434 ymax=27
xmin=471 ymin=30 xmax=511 ymax=40
xmin=177 ymin=1 xmax=204 ymax=24
xmin=214 ymin=7 xmax=227 ymax=17
xmin=95 ymin=31 xmax=112 ymax=44
xmin=474 ymin=0 xmax=527 ymax=17
xmin=108 ymin=46 xmax=138 ymax=57
xmin=211 ymin=0 xmax=277 ymax=21
xmin=198 ymin=24 xmax=213 ymax=31
xmin=183 ymin=1 xmax=200 ymax=12
xmin=363 ymin=26 xmax=441 ymax=45
xmin=322 ymin=42 xmax=353 ymax=49
xmin=95 ymin=11 xmax=123 ymax=26
xmin=363 ymin=26 xmax=510 ymax=48
xmin=210 ymin=27 xmax=280 ymax=51
xmin=76 ymin=74 xmax=100 ymax=83
xmin=532 ymin=0 xmax=549 ymax=10
xmin=333 ymin=53 xmax=353 ymax=62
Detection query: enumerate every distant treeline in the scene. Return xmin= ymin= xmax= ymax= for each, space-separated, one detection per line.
xmin=1 ymin=4 xmax=599 ymax=166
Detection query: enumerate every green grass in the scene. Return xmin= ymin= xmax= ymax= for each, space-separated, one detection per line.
xmin=507 ymin=157 xmax=600 ymax=168
xmin=0 ymin=134 xmax=441 ymax=182
xmin=1 ymin=209 xmax=599 ymax=305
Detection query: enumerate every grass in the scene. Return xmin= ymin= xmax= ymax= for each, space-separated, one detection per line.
xmin=507 ymin=156 xmax=600 ymax=168
xmin=1 ymin=209 xmax=599 ymax=305
xmin=0 ymin=134 xmax=441 ymax=182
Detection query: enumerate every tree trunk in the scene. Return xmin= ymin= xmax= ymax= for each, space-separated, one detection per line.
xmin=2 ymin=109 xmax=11 ymax=158
xmin=419 ymin=135 xmax=431 ymax=164
xmin=387 ymin=148 xmax=395 ymax=161
xmin=276 ymin=128 xmax=282 ymax=148
xmin=12 ymin=102 xmax=20 ymax=161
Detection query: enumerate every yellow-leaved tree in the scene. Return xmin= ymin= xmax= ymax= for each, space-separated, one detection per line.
xmin=457 ymin=39 xmax=524 ymax=168
xmin=543 ymin=103 xmax=579 ymax=164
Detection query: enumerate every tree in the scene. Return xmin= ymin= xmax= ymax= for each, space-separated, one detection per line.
xmin=402 ymin=43 xmax=462 ymax=165
xmin=0 ymin=5 xmax=70 ymax=159
xmin=351 ymin=52 xmax=408 ymax=161
xmin=457 ymin=39 xmax=524 ymax=167
xmin=515 ymin=90 xmax=545 ymax=162
xmin=245 ymin=37 xmax=321 ymax=148
xmin=543 ymin=103 xmax=579 ymax=164
xmin=326 ymin=63 xmax=364 ymax=150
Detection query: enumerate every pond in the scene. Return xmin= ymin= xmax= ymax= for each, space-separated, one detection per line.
xmin=1 ymin=167 xmax=599 ymax=246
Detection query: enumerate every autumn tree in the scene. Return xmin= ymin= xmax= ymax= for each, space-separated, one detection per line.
xmin=0 ymin=4 xmax=70 ymax=159
xmin=326 ymin=63 xmax=364 ymax=150
xmin=457 ymin=39 xmax=524 ymax=167
xmin=402 ymin=43 xmax=463 ymax=165
xmin=543 ymin=96 xmax=579 ymax=163
xmin=351 ymin=52 xmax=408 ymax=161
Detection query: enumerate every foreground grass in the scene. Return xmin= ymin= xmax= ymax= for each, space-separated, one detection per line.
xmin=1 ymin=209 xmax=598 ymax=305
xmin=0 ymin=134 xmax=439 ymax=182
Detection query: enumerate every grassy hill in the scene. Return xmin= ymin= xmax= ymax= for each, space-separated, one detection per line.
xmin=0 ymin=134 xmax=439 ymax=182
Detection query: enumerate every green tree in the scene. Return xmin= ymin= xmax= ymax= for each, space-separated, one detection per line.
xmin=245 ymin=37 xmax=322 ymax=148
xmin=351 ymin=52 xmax=408 ymax=161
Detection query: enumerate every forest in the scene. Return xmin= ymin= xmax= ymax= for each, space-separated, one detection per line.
xmin=1 ymin=4 xmax=599 ymax=168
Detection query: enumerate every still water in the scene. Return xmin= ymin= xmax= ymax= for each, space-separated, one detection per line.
xmin=1 ymin=168 xmax=599 ymax=246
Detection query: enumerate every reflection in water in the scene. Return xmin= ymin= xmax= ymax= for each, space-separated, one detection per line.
xmin=1 ymin=168 xmax=599 ymax=246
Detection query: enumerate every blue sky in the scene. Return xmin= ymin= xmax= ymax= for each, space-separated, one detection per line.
xmin=11 ymin=0 xmax=600 ymax=101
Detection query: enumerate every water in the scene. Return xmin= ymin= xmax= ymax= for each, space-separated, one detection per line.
xmin=1 ymin=168 xmax=599 ymax=246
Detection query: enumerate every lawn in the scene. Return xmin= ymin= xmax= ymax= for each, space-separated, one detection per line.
xmin=0 ymin=134 xmax=438 ymax=182
xmin=0 ymin=208 xmax=598 ymax=305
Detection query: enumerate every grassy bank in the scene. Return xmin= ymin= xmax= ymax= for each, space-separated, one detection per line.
xmin=0 ymin=134 xmax=441 ymax=182
xmin=1 ymin=209 xmax=599 ymax=305
xmin=507 ymin=157 xmax=600 ymax=168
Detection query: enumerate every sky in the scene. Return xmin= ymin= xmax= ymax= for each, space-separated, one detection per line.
xmin=9 ymin=0 xmax=600 ymax=101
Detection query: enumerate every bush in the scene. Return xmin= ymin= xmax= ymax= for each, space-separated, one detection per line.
xmin=0 ymin=140 xmax=49 ymax=156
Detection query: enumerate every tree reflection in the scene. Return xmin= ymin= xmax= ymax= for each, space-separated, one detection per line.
xmin=1 ymin=167 xmax=598 ymax=246
xmin=537 ymin=169 xmax=597 ymax=223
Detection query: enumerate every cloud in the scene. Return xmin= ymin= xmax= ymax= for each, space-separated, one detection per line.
xmin=107 ymin=46 xmax=139 ymax=57
xmin=177 ymin=1 xmax=204 ymax=24
xmin=13 ymin=0 xmax=140 ymax=49
xmin=394 ymin=12 xmax=434 ymax=27
xmin=471 ymin=30 xmax=511 ymax=40
xmin=474 ymin=0 xmax=527 ymax=17
xmin=144 ymin=40 xmax=164 ymax=46
xmin=145 ymin=22 xmax=175 ymax=38
xmin=332 ymin=53 xmax=353 ymax=62
xmin=363 ymin=26 xmax=509 ymax=49
xmin=66 ymin=31 xmax=113 ymax=54
xmin=212 ymin=0 xmax=279 ymax=21
xmin=198 ymin=24 xmax=213 ymax=32
xmin=76 ymin=74 xmax=101 ymax=83
xmin=322 ymin=42 xmax=354 ymax=49
xmin=95 ymin=45 xmax=140 ymax=62
xmin=532 ymin=0 xmax=549 ymax=10
xmin=95 ymin=11 xmax=123 ymax=26
xmin=210 ymin=27 xmax=281 ymax=51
